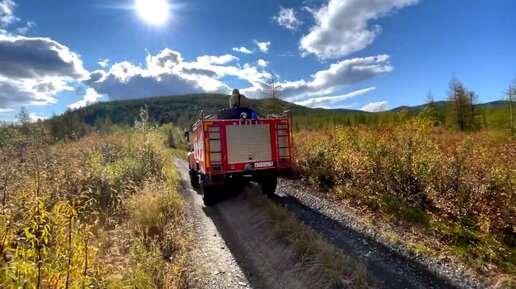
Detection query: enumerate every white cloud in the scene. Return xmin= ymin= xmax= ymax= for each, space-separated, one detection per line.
xmin=29 ymin=112 xmax=47 ymax=122
xmin=0 ymin=76 xmax=71 ymax=107
xmin=86 ymin=48 xmax=282 ymax=101
xmin=254 ymin=40 xmax=270 ymax=53
xmin=361 ymin=101 xmax=388 ymax=112
xmin=296 ymin=87 xmax=375 ymax=108
xmin=86 ymin=49 xmax=244 ymax=100
xmin=98 ymin=59 xmax=109 ymax=68
xmin=280 ymin=54 xmax=392 ymax=101
xmin=83 ymin=87 xmax=101 ymax=102
xmin=0 ymin=108 xmax=14 ymax=113
xmin=0 ymin=0 xmax=18 ymax=27
xmin=300 ymin=0 xmax=418 ymax=59
xmin=15 ymin=21 xmax=35 ymax=35
xmin=0 ymin=2 xmax=91 ymax=111
xmin=274 ymin=7 xmax=302 ymax=30
xmin=0 ymin=0 xmax=34 ymax=37
xmin=0 ymin=34 xmax=87 ymax=79
xmin=232 ymin=46 xmax=252 ymax=54
xmin=68 ymin=88 xmax=103 ymax=110
xmin=196 ymin=54 xmax=238 ymax=65
xmin=86 ymin=49 xmax=393 ymax=105
xmin=0 ymin=34 xmax=88 ymax=108
xmin=257 ymin=59 xmax=268 ymax=68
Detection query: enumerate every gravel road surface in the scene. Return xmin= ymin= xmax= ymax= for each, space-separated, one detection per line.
xmin=175 ymin=157 xmax=476 ymax=289
xmin=276 ymin=179 xmax=487 ymax=289
xmin=176 ymin=158 xmax=314 ymax=289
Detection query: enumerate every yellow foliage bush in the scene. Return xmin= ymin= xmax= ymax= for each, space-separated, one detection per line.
xmin=0 ymin=124 xmax=188 ymax=288
xmin=294 ymin=120 xmax=516 ymax=272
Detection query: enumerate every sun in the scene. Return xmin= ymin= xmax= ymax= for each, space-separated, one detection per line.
xmin=135 ymin=0 xmax=170 ymax=26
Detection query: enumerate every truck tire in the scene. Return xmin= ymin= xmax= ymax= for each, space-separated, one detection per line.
xmin=260 ymin=176 xmax=278 ymax=198
xmin=189 ymin=169 xmax=199 ymax=188
xmin=202 ymin=182 xmax=216 ymax=206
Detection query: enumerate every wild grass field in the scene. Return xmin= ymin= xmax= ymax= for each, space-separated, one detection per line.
xmin=293 ymin=117 xmax=515 ymax=284
xmin=0 ymin=113 xmax=189 ymax=288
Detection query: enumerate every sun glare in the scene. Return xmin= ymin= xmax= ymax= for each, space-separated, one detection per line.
xmin=135 ymin=0 xmax=170 ymax=26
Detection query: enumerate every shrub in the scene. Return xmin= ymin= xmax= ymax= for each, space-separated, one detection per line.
xmin=293 ymin=120 xmax=516 ymax=272
xmin=0 ymin=127 xmax=188 ymax=287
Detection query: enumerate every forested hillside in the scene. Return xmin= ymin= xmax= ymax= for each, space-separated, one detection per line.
xmin=36 ymin=93 xmax=513 ymax=139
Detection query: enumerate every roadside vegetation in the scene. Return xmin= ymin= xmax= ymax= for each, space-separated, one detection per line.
xmin=294 ymin=116 xmax=515 ymax=285
xmin=0 ymin=109 xmax=189 ymax=288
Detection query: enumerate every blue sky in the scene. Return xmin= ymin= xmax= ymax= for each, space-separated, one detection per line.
xmin=0 ymin=0 xmax=515 ymax=121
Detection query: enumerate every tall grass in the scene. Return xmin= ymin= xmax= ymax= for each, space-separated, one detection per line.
xmin=0 ymin=118 xmax=188 ymax=287
xmin=294 ymin=119 xmax=515 ymax=276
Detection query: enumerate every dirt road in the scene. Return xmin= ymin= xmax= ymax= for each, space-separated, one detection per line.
xmin=176 ymin=158 xmax=314 ymax=289
xmin=175 ymin=158 xmax=457 ymax=289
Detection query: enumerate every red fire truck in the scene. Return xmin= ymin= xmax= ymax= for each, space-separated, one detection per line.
xmin=188 ymin=106 xmax=292 ymax=205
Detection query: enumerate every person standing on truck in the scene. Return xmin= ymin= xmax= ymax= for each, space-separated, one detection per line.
xmin=229 ymin=89 xmax=241 ymax=108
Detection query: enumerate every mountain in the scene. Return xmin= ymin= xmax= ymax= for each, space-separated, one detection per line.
xmin=66 ymin=93 xmax=368 ymax=129
xmin=389 ymin=100 xmax=509 ymax=113
xmin=390 ymin=101 xmax=449 ymax=113
xmin=50 ymin=94 xmax=511 ymax=133
xmin=76 ymin=93 xmax=302 ymax=126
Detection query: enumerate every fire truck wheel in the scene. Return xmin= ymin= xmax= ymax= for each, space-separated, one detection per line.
xmin=202 ymin=183 xmax=216 ymax=206
xmin=261 ymin=176 xmax=278 ymax=197
xmin=189 ymin=169 xmax=200 ymax=188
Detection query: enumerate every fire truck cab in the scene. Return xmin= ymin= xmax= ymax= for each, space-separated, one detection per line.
xmin=188 ymin=106 xmax=292 ymax=205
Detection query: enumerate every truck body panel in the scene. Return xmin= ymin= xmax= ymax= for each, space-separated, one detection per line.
xmin=190 ymin=114 xmax=292 ymax=188
xmin=226 ymin=124 xmax=272 ymax=164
